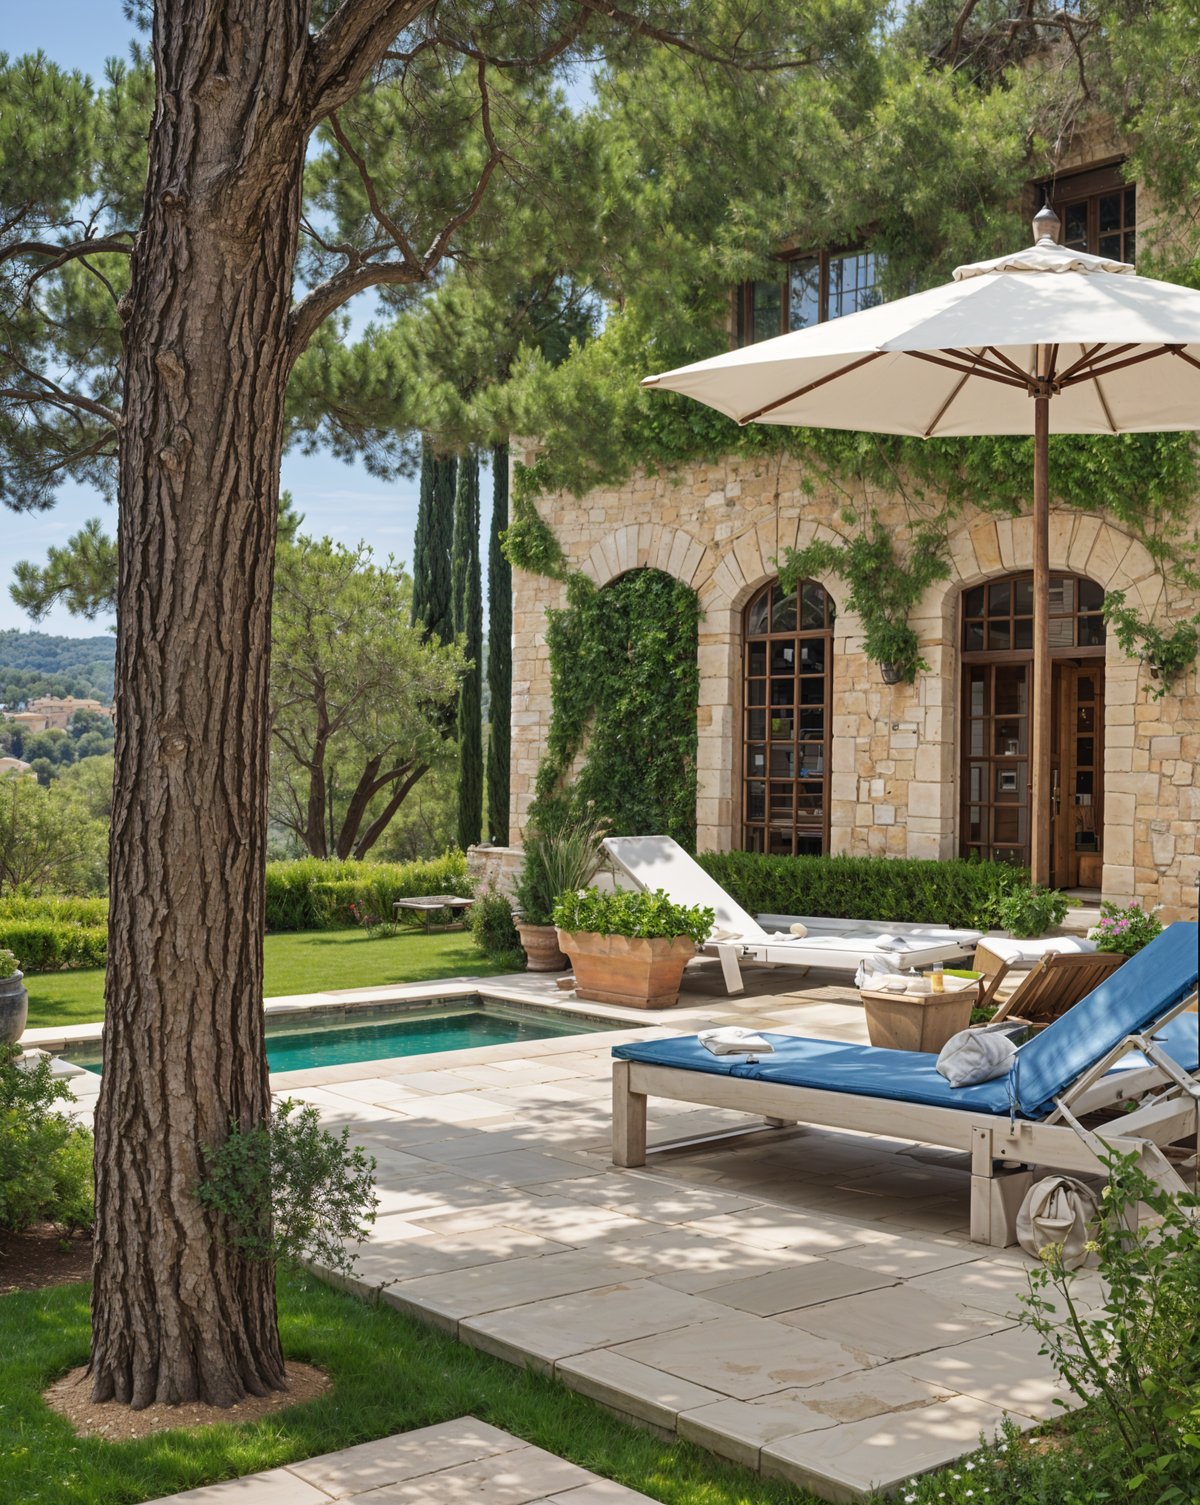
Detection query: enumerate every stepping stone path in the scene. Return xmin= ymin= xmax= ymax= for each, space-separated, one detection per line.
xmin=144 ymin=1417 xmax=657 ymax=1504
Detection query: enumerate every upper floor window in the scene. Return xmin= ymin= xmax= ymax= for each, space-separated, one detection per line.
xmin=736 ymin=249 xmax=884 ymax=347
xmin=1046 ymin=164 xmax=1136 ymax=264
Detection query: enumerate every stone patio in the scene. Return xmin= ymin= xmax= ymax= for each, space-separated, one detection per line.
xmin=51 ymin=956 xmax=1085 ymax=1502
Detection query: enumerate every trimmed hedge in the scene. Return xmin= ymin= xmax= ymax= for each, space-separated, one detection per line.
xmin=696 ymin=851 xmax=1028 ymax=931
xmin=0 ymin=919 xmax=108 ymax=973
xmin=265 ymin=853 xmax=471 ymax=932
xmin=0 ymin=896 xmax=109 ymax=926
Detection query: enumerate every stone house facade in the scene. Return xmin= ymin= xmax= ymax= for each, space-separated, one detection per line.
xmin=505 ymin=150 xmax=1200 ymax=921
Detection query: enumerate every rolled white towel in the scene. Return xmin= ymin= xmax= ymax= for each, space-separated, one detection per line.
xmin=698 ymin=1026 xmax=775 ymax=1057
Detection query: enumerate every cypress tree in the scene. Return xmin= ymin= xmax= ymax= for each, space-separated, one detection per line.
xmin=453 ymin=451 xmax=483 ymax=849
xmin=486 ymin=443 xmax=512 ymax=844
xmin=411 ymin=437 xmax=456 ymax=645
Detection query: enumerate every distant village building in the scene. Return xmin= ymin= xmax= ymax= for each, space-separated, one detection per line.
xmin=4 ymin=695 xmax=114 ymax=734
xmin=0 ymin=756 xmax=34 ymax=778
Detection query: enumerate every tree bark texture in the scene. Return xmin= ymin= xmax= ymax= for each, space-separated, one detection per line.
xmin=92 ymin=1 xmax=312 ymax=1408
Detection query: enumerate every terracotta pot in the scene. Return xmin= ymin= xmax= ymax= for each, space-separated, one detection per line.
xmin=516 ymin=921 xmax=569 ymax=972
xmin=0 ymin=971 xmax=28 ymax=1045
xmin=556 ymin=930 xmax=697 ymax=1008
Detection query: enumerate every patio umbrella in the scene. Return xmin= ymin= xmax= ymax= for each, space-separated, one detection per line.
xmin=643 ymin=205 xmax=1200 ymax=886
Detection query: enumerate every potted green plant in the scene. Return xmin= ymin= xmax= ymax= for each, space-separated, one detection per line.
xmin=1088 ymin=902 xmax=1163 ymax=956
xmin=0 ymin=949 xmax=27 ymax=1046
xmin=553 ymin=888 xmax=714 ymax=1007
xmin=513 ymin=809 xmax=605 ymax=971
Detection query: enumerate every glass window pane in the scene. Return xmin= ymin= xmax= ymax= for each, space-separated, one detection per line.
xmin=1098 ymin=234 xmax=1122 ymax=260
xmin=800 ymin=581 xmax=828 ymax=628
xmin=1079 ymin=614 xmax=1106 ymax=647
xmin=1064 ymin=201 xmax=1088 ymax=249
xmin=771 ymin=589 xmax=798 ymax=634
xmin=768 ymin=828 xmax=793 ymax=855
xmin=1078 ymin=578 xmax=1105 ymax=611
xmin=747 ymin=676 xmax=766 ymax=706
xmin=797 ymin=745 xmax=824 ymax=776
xmin=827 ymin=250 xmax=883 ymax=320
xmin=747 ymin=708 xmax=767 ymax=740
xmin=1013 ymin=619 xmax=1033 ymax=651
xmin=799 ymin=677 xmax=824 ymax=706
xmin=1013 ymin=577 xmax=1034 ymax=614
xmin=963 ymin=621 xmax=984 ymax=652
xmin=770 ymin=746 xmax=795 ymax=778
xmin=798 ymin=708 xmax=824 ymax=738
xmin=769 ymin=707 xmax=794 ymax=738
xmin=994 ymin=669 xmax=1027 ymax=716
xmin=746 ymin=591 xmax=770 ymax=636
xmin=787 ymin=258 xmax=821 ymax=331
xmin=771 ymin=641 xmax=795 ymax=674
xmin=995 ymin=720 xmax=1026 ymax=756
xmin=1098 ymin=192 xmax=1121 ymax=234
xmin=988 ymin=580 xmax=1011 ymax=615
xmin=752 ymin=281 xmax=782 ymax=343
xmin=987 ymin=620 xmax=1012 ymax=651
xmin=747 ymin=643 xmax=767 ymax=677
xmin=770 ymin=679 xmax=793 ymax=708
xmin=746 ymin=782 xmax=765 ymax=821
xmin=798 ymin=637 xmax=825 ymax=674
xmin=963 ymin=586 xmax=985 ymax=617
xmin=747 ymin=744 xmax=766 ymax=775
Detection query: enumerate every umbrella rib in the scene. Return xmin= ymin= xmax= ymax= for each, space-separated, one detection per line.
xmin=907 ymin=350 xmax=1028 ymax=391
xmin=984 ymin=347 xmax=1034 ymax=382
xmin=1056 ymin=344 xmax=1111 ymax=383
xmin=737 ymin=351 xmax=887 ymax=424
xmin=1089 ymin=373 xmax=1119 ymax=434
xmin=941 ymin=347 xmax=1034 ymax=384
xmin=1058 ymin=344 xmax=1181 ymax=389
xmin=923 ymin=369 xmax=973 ymax=437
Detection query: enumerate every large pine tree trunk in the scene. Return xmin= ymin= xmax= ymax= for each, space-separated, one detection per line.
xmin=91 ymin=1 xmax=309 ymax=1409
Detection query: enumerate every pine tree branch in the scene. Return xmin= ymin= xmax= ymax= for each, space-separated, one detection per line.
xmin=0 ymin=375 xmax=121 ymax=429
xmin=287 ymin=58 xmax=505 ymax=363
xmin=0 ymin=234 xmax=135 ymax=273
xmin=305 ymin=0 xmax=434 ymax=124
xmin=574 ymin=0 xmax=820 ymax=71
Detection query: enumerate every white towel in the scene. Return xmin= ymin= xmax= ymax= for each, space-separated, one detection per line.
xmin=874 ymin=934 xmax=912 ymax=952
xmin=698 ymin=1027 xmax=775 ymax=1056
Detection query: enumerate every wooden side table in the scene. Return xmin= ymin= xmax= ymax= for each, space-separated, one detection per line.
xmin=859 ymin=976 xmax=979 ymax=1053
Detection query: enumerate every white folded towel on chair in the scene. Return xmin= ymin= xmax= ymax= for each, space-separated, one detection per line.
xmin=698 ymin=1027 xmax=775 ymax=1056
xmin=874 ymin=934 xmax=912 ymax=952
xmin=855 ymin=957 xmax=907 ymax=988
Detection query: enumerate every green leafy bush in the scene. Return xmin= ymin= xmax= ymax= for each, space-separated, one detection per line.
xmin=0 ymin=895 xmax=109 ymax=925
xmin=0 ymin=1044 xmax=94 ymax=1233
xmin=264 ymin=852 xmax=470 ymax=931
xmin=1018 ymin=1154 xmax=1200 ymax=1502
xmin=697 ymin=850 xmax=1028 ymax=930
xmin=553 ymin=887 xmax=714 ymax=944
xmin=0 ymin=947 xmax=17 ymax=978
xmin=469 ymin=886 xmax=524 ymax=969
xmin=196 ymin=1099 xmax=378 ymax=1273
xmin=0 ymin=918 xmax=108 ymax=972
xmin=995 ymin=885 xmax=1071 ymax=938
xmin=1089 ymin=902 xmax=1164 ymax=956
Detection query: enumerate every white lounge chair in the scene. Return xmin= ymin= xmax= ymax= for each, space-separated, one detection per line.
xmin=602 ymin=835 xmax=981 ymax=994
xmin=612 ymin=923 xmax=1200 ymax=1245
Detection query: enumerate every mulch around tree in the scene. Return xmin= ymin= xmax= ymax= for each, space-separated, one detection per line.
xmin=45 ymin=1361 xmax=331 ymax=1440
xmin=0 ymin=1225 xmax=92 ymax=1294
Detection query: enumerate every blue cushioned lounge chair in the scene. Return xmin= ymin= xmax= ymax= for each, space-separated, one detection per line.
xmin=612 ymin=922 xmax=1200 ymax=1246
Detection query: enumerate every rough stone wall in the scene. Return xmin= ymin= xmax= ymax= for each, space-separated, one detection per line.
xmin=508 ymin=445 xmax=1200 ymax=919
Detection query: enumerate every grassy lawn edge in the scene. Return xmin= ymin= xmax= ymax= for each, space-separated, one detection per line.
xmin=0 ymin=1269 xmax=822 ymax=1505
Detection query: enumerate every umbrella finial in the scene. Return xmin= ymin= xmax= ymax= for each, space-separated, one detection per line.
xmin=1033 ymin=200 xmax=1061 ymax=245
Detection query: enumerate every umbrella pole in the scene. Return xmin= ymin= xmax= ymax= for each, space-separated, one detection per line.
xmin=1031 ymin=391 xmax=1052 ymax=888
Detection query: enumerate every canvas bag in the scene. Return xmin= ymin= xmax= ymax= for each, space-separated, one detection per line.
xmin=1016 ymin=1176 xmax=1099 ymax=1268
xmin=936 ymin=1022 xmax=1021 ymax=1086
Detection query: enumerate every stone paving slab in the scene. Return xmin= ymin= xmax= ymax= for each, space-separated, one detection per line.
xmin=143 ymin=1418 xmax=660 ymax=1505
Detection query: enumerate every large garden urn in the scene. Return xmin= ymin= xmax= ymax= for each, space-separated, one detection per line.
xmin=0 ymin=969 xmax=28 ymax=1045
xmin=516 ymin=921 xmax=569 ymax=972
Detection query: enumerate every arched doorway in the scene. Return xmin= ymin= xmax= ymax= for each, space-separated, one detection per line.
xmin=960 ymin=572 xmax=1105 ymax=887
xmin=742 ymin=578 xmax=835 ymax=855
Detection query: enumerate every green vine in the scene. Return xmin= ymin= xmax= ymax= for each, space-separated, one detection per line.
xmin=535 ymin=567 xmax=701 ymax=848
xmin=776 ymin=518 xmax=951 ymax=683
xmin=1101 ymin=591 xmax=1200 ymax=700
xmin=501 ymin=490 xmax=569 ymax=580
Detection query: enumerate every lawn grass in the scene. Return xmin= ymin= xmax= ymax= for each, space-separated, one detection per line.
xmin=0 ymin=1271 xmax=819 ymax=1505
xmin=25 ymin=929 xmax=512 ymax=1030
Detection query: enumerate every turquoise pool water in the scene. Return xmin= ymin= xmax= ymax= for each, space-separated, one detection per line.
xmin=63 ymin=999 xmax=613 ymax=1076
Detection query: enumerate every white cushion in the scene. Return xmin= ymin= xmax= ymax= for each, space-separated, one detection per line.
xmin=979 ymin=935 xmax=1096 ymax=966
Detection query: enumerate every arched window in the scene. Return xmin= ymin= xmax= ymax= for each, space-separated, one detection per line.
xmin=960 ymin=572 xmax=1105 ymax=886
xmin=742 ymin=579 xmax=835 ymax=855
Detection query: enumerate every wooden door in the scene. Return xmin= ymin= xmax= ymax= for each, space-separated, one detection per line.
xmin=1051 ymin=664 xmax=1104 ymax=888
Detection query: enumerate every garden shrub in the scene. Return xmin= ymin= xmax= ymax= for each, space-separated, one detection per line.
xmin=0 ymin=1044 xmax=94 ymax=1233
xmin=0 ymin=918 xmax=108 ymax=972
xmin=995 ymin=884 xmax=1071 ymax=937
xmin=264 ymin=852 xmax=470 ymax=931
xmin=553 ymin=887 xmax=714 ymax=943
xmin=196 ymin=1099 xmax=377 ymax=1273
xmin=0 ymin=895 xmax=109 ymax=926
xmin=468 ymin=886 xmax=524 ymax=968
xmin=1089 ymin=901 xmax=1164 ymax=955
xmin=697 ymin=851 xmax=1028 ymax=930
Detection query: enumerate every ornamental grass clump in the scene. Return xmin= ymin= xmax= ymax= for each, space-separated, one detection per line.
xmin=553 ymin=887 xmax=713 ymax=944
xmin=1089 ymin=902 xmax=1163 ymax=956
xmin=513 ymin=807 xmax=607 ymax=925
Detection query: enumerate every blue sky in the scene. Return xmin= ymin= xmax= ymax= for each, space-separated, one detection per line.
xmin=1 ymin=4 xmax=475 ymax=638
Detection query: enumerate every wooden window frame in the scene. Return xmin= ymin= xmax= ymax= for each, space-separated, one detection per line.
xmin=741 ymin=579 xmax=835 ymax=857
xmin=735 ymin=248 xmax=883 ymax=347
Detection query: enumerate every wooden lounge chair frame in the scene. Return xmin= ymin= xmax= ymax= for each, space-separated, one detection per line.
xmin=975 ymin=945 xmax=1127 ymax=1025
xmin=612 ymin=990 xmax=1200 ymax=1248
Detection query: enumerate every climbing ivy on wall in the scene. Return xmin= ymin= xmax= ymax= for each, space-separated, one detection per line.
xmin=531 ymin=568 xmax=701 ymax=850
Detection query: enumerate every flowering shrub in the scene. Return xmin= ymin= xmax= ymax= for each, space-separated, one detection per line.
xmin=0 ymin=947 xmax=17 ymax=978
xmin=1088 ymin=902 xmax=1163 ymax=956
xmin=552 ymin=887 xmax=713 ymax=944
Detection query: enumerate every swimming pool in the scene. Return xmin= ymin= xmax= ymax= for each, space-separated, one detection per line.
xmin=62 ymin=998 xmax=618 ymax=1076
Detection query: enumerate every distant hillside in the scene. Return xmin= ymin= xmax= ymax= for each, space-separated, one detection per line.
xmin=0 ymin=629 xmax=116 ymax=705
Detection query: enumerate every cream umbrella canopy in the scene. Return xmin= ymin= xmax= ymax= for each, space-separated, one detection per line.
xmin=643 ymin=206 xmax=1200 ymax=886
